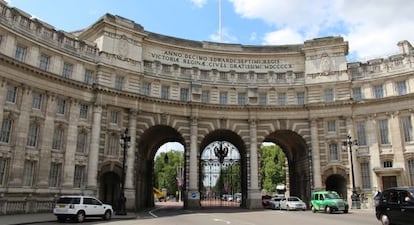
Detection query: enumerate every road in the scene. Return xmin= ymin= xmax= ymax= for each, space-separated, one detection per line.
xmin=38 ymin=203 xmax=380 ymax=225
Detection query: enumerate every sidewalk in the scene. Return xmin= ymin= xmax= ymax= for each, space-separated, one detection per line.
xmin=0 ymin=212 xmax=137 ymax=225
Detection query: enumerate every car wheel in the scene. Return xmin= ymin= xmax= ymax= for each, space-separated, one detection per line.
xmin=380 ymin=214 xmax=390 ymax=225
xmin=103 ymin=210 xmax=112 ymax=220
xmin=311 ymin=205 xmax=316 ymax=213
xmin=76 ymin=211 xmax=85 ymax=223
xmin=325 ymin=206 xmax=332 ymax=214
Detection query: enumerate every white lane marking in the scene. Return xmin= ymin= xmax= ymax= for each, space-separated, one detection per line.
xmin=213 ymin=218 xmax=231 ymax=224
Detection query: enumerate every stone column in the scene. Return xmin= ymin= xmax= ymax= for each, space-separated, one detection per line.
xmin=8 ymin=86 xmax=32 ymax=186
xmin=125 ymin=110 xmax=137 ymax=210
xmin=87 ymin=104 xmax=102 ymax=189
xmin=61 ymin=100 xmax=80 ymax=188
xmin=36 ymin=94 xmax=56 ymax=187
xmin=346 ymin=117 xmax=360 ymax=188
xmin=186 ymin=117 xmax=200 ymax=208
xmin=0 ymin=80 xmax=6 ymax=123
xmin=310 ymin=119 xmax=322 ymax=190
xmin=366 ymin=116 xmax=380 ymax=189
xmin=247 ymin=119 xmax=262 ymax=209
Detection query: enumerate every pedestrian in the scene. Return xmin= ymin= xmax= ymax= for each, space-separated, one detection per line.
xmin=374 ymin=189 xmax=381 ymax=206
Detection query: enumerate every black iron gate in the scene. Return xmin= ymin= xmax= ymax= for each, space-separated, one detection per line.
xmin=200 ymin=141 xmax=241 ymax=208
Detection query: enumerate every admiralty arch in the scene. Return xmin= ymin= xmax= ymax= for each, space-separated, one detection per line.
xmin=1 ymin=2 xmax=414 ymax=214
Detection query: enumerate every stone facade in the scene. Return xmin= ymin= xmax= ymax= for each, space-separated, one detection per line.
xmin=0 ymin=1 xmax=413 ymax=214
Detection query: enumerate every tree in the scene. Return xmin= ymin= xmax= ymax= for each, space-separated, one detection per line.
xmin=154 ymin=150 xmax=184 ymax=196
xmin=260 ymin=145 xmax=286 ymax=194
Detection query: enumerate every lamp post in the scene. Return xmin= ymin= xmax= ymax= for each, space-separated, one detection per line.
xmin=343 ymin=135 xmax=360 ymax=209
xmin=117 ymin=128 xmax=130 ymax=215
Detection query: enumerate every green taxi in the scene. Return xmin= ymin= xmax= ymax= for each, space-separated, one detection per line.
xmin=310 ymin=191 xmax=349 ymax=214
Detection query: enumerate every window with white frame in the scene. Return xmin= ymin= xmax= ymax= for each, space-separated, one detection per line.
xmin=79 ymin=104 xmax=89 ymax=119
xmin=374 ymin=85 xmax=384 ymax=99
xmin=0 ymin=158 xmax=7 ymax=186
xmin=39 ymin=54 xmax=50 ymax=71
xmin=32 ymin=92 xmax=42 ymax=109
xmin=238 ymin=92 xmax=246 ymax=105
xmin=327 ymin=120 xmax=336 ymax=132
xmin=352 ymin=87 xmax=362 ymax=101
xmin=161 ymin=85 xmax=170 ymax=99
xmin=357 ymin=121 xmax=367 ymax=146
xmin=329 ymin=143 xmax=339 ymax=161
xmin=219 ymin=92 xmax=228 ymax=104
xmin=109 ymin=111 xmax=119 ymax=124
xmin=180 ymin=88 xmax=189 ymax=101
xmin=0 ymin=118 xmax=13 ymax=143
xmin=408 ymin=159 xmax=414 ymax=186
xmin=378 ymin=119 xmax=389 ymax=144
xmin=62 ymin=62 xmax=73 ymax=78
xmin=49 ymin=162 xmax=61 ymax=187
xmin=6 ymin=84 xmax=17 ymax=103
xmin=76 ymin=130 xmax=88 ymax=153
xmin=259 ymin=93 xmax=267 ymax=105
xmin=107 ymin=134 xmax=118 ymax=156
xmin=73 ymin=165 xmax=85 ymax=188
xmin=141 ymin=81 xmax=151 ymax=96
xmin=15 ymin=45 xmax=26 ymax=62
xmin=26 ymin=121 xmax=39 ymax=147
xmin=84 ymin=69 xmax=94 ymax=85
xmin=52 ymin=126 xmax=64 ymax=150
xmin=23 ymin=160 xmax=36 ymax=186
xmin=360 ymin=162 xmax=371 ymax=189
xmin=278 ymin=92 xmax=287 ymax=105
xmin=297 ymin=92 xmax=305 ymax=105
xmin=115 ymin=76 xmax=124 ymax=91
xmin=402 ymin=115 xmax=413 ymax=142
xmin=396 ymin=80 xmax=407 ymax=96
xmin=325 ymin=89 xmax=334 ymax=103
xmin=56 ymin=98 xmax=66 ymax=114
xmin=201 ymin=90 xmax=210 ymax=103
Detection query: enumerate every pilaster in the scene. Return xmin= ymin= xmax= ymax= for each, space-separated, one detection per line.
xmin=125 ymin=109 xmax=137 ymax=189
xmin=87 ymin=104 xmax=102 ymax=189
xmin=310 ymin=119 xmax=322 ymax=189
xmin=247 ymin=119 xmax=261 ymax=209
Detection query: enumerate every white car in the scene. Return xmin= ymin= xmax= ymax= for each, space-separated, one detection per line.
xmin=279 ymin=196 xmax=307 ymax=211
xmin=53 ymin=195 xmax=113 ymax=222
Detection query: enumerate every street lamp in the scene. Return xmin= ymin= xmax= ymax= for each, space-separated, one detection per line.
xmin=117 ymin=128 xmax=130 ymax=215
xmin=342 ymin=135 xmax=360 ymax=209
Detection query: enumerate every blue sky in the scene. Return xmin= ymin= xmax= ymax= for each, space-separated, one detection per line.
xmin=7 ymin=0 xmax=414 ymax=61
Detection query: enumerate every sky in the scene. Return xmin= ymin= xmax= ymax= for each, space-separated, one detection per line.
xmin=6 ymin=0 xmax=414 ymax=62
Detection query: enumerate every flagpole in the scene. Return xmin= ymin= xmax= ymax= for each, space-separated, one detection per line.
xmin=219 ymin=0 xmax=222 ymax=42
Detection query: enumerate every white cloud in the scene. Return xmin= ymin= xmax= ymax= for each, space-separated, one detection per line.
xmin=189 ymin=0 xmax=208 ymax=8
xmin=228 ymin=0 xmax=414 ymax=61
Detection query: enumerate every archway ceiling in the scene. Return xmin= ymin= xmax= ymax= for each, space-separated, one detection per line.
xmin=263 ymin=130 xmax=307 ymax=160
xmin=138 ymin=125 xmax=184 ymax=159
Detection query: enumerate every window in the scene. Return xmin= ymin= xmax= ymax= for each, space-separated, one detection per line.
xmin=238 ymin=92 xmax=246 ymax=105
xmin=84 ymin=69 xmax=94 ymax=85
xmin=360 ymin=162 xmax=371 ymax=189
xmin=109 ymin=111 xmax=119 ymax=124
xmin=327 ymin=120 xmax=336 ymax=132
xmin=141 ymin=82 xmax=151 ymax=96
xmin=32 ymin=92 xmax=42 ymax=109
xmin=297 ymin=92 xmax=305 ymax=105
xmin=76 ymin=131 xmax=88 ymax=153
xmin=79 ymin=104 xmax=89 ymax=119
xmin=73 ymin=165 xmax=85 ymax=188
xmin=26 ymin=122 xmax=39 ymax=147
xmin=15 ymin=45 xmax=26 ymax=62
xmin=39 ymin=54 xmax=50 ymax=71
xmin=408 ymin=159 xmax=414 ymax=186
xmin=201 ymin=90 xmax=210 ymax=103
xmin=383 ymin=160 xmax=393 ymax=168
xmin=329 ymin=143 xmax=338 ymax=161
xmin=402 ymin=116 xmax=413 ymax=142
xmin=115 ymin=76 xmax=124 ymax=91
xmin=278 ymin=92 xmax=287 ymax=105
xmin=325 ymin=89 xmax=334 ymax=103
xmin=352 ymin=87 xmax=362 ymax=101
xmin=396 ymin=80 xmax=407 ymax=96
xmin=6 ymin=84 xmax=17 ymax=103
xmin=56 ymin=98 xmax=66 ymax=114
xmin=219 ymin=92 xmax=227 ymax=104
xmin=180 ymin=88 xmax=189 ymax=101
xmin=0 ymin=158 xmax=7 ymax=186
xmin=161 ymin=85 xmax=170 ymax=99
xmin=379 ymin=119 xmax=389 ymax=144
xmin=107 ymin=134 xmax=118 ymax=156
xmin=357 ymin=121 xmax=367 ymax=146
xmin=52 ymin=126 xmax=64 ymax=150
xmin=0 ymin=118 xmax=13 ymax=143
xmin=23 ymin=161 xmax=36 ymax=186
xmin=49 ymin=163 xmax=61 ymax=187
xmin=62 ymin=62 xmax=73 ymax=78
xmin=374 ymin=85 xmax=384 ymax=99
xmin=259 ymin=93 xmax=267 ymax=105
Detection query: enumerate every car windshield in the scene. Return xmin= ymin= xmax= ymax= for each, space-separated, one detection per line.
xmin=56 ymin=197 xmax=80 ymax=204
xmin=325 ymin=193 xmax=340 ymax=199
xmin=288 ymin=197 xmax=300 ymax=201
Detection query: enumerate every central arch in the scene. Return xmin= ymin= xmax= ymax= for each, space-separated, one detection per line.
xmin=263 ymin=130 xmax=311 ymax=204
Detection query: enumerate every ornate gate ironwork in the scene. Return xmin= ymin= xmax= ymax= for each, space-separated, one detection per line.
xmin=200 ymin=141 xmax=241 ymax=208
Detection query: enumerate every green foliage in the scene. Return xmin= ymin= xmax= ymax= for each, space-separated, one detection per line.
xmin=154 ymin=150 xmax=184 ymax=195
xmin=260 ymin=145 xmax=286 ymax=194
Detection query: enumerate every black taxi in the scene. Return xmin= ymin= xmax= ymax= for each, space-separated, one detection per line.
xmin=375 ymin=187 xmax=414 ymax=225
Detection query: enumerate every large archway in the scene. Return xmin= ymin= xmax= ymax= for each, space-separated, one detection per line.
xmin=199 ymin=129 xmax=247 ymax=208
xmin=325 ymin=174 xmax=347 ymax=199
xmin=263 ymin=130 xmax=311 ymax=204
xmin=135 ymin=125 xmax=185 ymax=211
